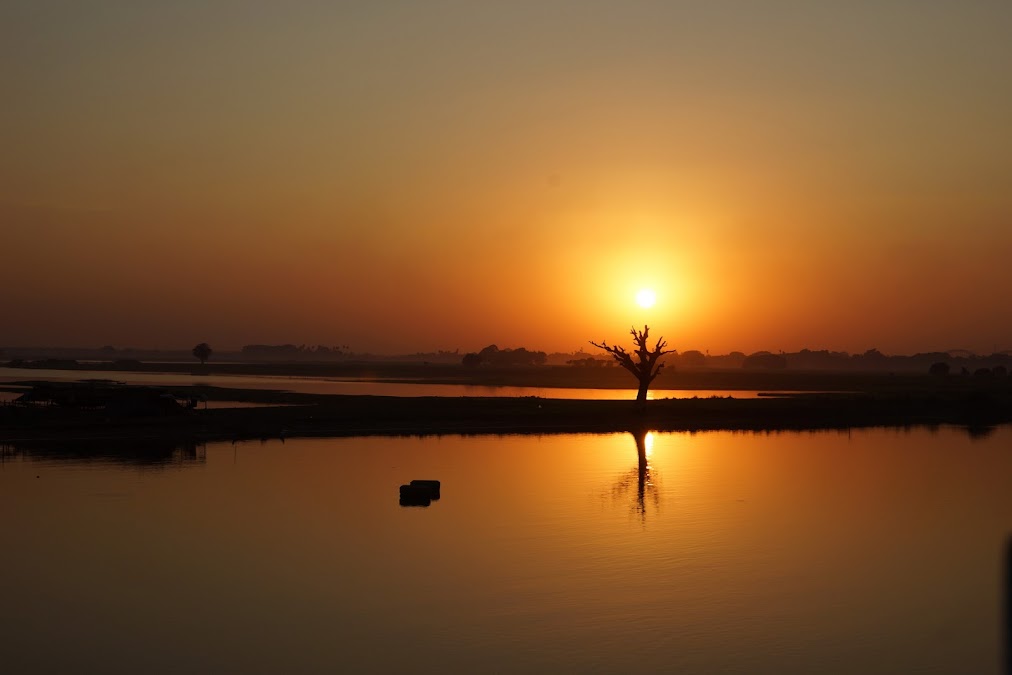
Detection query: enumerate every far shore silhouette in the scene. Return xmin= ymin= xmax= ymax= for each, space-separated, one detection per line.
xmin=2 ymin=332 xmax=1010 ymax=445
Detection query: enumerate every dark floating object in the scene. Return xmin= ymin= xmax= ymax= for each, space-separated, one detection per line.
xmin=410 ymin=479 xmax=440 ymax=500
xmin=399 ymin=484 xmax=432 ymax=507
xmin=399 ymin=480 xmax=441 ymax=507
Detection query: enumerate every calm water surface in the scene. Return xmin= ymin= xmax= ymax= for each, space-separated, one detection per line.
xmin=2 ymin=427 xmax=1010 ymax=673
xmin=0 ymin=366 xmax=789 ymax=399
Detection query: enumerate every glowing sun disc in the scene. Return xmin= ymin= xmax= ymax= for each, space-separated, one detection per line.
xmin=636 ymin=288 xmax=656 ymax=308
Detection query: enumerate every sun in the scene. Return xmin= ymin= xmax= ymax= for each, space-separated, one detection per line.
xmin=635 ymin=288 xmax=656 ymax=308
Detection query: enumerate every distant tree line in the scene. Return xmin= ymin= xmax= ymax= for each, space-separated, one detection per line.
xmin=611 ymin=347 xmax=1012 ymax=373
xmin=240 ymin=344 xmax=349 ymax=360
xmin=4 ymin=358 xmax=82 ymax=370
xmin=462 ymin=345 xmax=547 ymax=367
xmin=566 ymin=356 xmax=613 ymax=368
xmin=929 ymin=361 xmax=1008 ymax=378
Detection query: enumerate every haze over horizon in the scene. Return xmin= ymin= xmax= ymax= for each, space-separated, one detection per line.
xmin=1 ymin=340 xmax=1008 ymax=360
xmin=3 ymin=2 xmax=1011 ymax=356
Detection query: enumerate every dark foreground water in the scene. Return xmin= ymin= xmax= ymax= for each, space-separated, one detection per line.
xmin=2 ymin=427 xmax=1010 ymax=674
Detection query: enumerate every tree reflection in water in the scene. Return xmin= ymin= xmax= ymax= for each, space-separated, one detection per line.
xmin=610 ymin=429 xmax=661 ymax=521
xmin=0 ymin=439 xmax=206 ymax=468
xmin=1005 ymin=534 xmax=1012 ymax=675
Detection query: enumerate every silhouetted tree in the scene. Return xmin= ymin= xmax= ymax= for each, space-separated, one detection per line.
xmin=591 ymin=325 xmax=674 ymax=403
xmin=725 ymin=351 xmax=746 ymax=367
xmin=929 ymin=361 xmax=950 ymax=376
xmin=192 ymin=343 xmax=212 ymax=365
xmin=464 ymin=344 xmax=547 ymax=367
xmin=478 ymin=344 xmax=499 ymax=361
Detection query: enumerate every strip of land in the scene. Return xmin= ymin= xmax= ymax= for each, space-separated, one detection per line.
xmin=3 ymin=359 xmax=1004 ymax=391
xmin=2 ymin=382 xmax=1010 ymax=444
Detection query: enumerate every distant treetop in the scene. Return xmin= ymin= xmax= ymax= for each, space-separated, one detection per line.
xmin=461 ymin=345 xmax=547 ymax=367
xmin=192 ymin=343 xmax=212 ymax=365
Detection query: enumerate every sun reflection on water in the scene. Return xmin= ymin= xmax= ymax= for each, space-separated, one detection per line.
xmin=606 ymin=430 xmax=662 ymax=521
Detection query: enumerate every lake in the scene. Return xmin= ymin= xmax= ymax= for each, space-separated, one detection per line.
xmin=0 ymin=366 xmax=798 ymax=400
xmin=2 ymin=427 xmax=1010 ymax=673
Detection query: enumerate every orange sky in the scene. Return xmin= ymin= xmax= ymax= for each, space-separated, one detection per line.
xmin=2 ymin=2 xmax=1011 ymax=354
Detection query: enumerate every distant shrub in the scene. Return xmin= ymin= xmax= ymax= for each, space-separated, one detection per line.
xmin=192 ymin=343 xmax=213 ymax=365
xmin=928 ymin=362 xmax=950 ymax=376
xmin=567 ymin=357 xmax=608 ymax=368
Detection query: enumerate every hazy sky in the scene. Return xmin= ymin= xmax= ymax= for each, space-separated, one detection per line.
xmin=3 ymin=1 xmax=1011 ymax=354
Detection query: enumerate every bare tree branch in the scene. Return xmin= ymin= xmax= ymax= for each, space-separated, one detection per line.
xmin=590 ymin=325 xmax=675 ymax=402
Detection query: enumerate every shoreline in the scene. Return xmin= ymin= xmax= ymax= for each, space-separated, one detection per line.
xmin=3 ymin=384 xmax=1010 ymax=444
xmin=4 ymin=361 xmax=1009 ymax=393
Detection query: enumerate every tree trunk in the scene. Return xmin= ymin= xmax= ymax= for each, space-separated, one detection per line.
xmin=636 ymin=379 xmax=649 ymax=403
